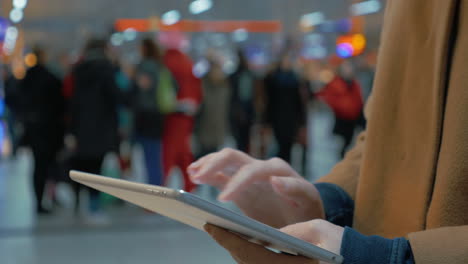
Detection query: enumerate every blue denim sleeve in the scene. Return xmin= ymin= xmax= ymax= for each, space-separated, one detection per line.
xmin=314 ymin=183 xmax=354 ymax=227
xmin=341 ymin=227 xmax=415 ymax=264
xmin=314 ymin=183 xmax=415 ymax=264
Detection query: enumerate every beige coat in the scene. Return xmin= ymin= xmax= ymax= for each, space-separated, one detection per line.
xmin=319 ymin=0 xmax=468 ymax=262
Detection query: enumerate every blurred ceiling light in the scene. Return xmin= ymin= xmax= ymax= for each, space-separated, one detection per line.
xmin=5 ymin=26 xmax=18 ymax=40
xmin=351 ymin=0 xmax=382 ymax=16
xmin=110 ymin=33 xmax=124 ymax=46
xmin=232 ymin=28 xmax=248 ymax=42
xmin=123 ymin=28 xmax=137 ymax=41
xmin=9 ymin=8 xmax=23 ymax=23
xmin=3 ymin=26 xmax=18 ymax=54
xmin=189 ymin=0 xmax=213 ymax=15
xmin=13 ymin=0 xmax=28 ymax=9
xmin=162 ymin=10 xmax=181 ymax=25
xmin=300 ymin=12 xmax=325 ymax=28
xmin=24 ymin=53 xmax=37 ymax=67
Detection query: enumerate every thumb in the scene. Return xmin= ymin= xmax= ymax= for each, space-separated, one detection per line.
xmin=280 ymin=221 xmax=318 ymax=244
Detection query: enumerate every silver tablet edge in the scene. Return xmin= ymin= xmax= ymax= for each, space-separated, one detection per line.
xmin=178 ymin=191 xmax=344 ymax=264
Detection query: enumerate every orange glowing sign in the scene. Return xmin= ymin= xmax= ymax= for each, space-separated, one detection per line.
xmin=115 ymin=19 xmax=282 ymax=33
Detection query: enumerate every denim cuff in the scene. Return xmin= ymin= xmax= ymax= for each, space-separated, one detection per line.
xmin=341 ymin=227 xmax=415 ymax=264
xmin=314 ymin=183 xmax=354 ymax=227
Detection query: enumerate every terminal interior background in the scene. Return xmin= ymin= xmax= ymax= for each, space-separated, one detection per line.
xmin=0 ymin=0 xmax=384 ymax=263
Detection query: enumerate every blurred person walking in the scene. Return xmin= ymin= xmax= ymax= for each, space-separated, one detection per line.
xmin=196 ymin=60 xmax=230 ymax=157
xmin=263 ymin=53 xmax=305 ymax=163
xmin=70 ymin=39 xmax=121 ymax=222
xmin=163 ymin=49 xmax=203 ymax=192
xmin=18 ymin=46 xmax=64 ymax=214
xmin=229 ymin=50 xmax=256 ymax=153
xmin=133 ymin=38 xmax=174 ymax=188
xmin=355 ymin=55 xmax=375 ymax=104
xmin=316 ymin=61 xmax=363 ymax=158
xmin=295 ymin=62 xmax=323 ymax=176
xmin=3 ymin=65 xmax=22 ymax=157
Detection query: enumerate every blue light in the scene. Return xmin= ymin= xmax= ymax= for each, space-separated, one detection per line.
xmin=0 ymin=122 xmax=5 ymax=150
xmin=336 ymin=19 xmax=351 ymax=33
xmin=0 ymin=18 xmax=9 ymax=42
xmin=336 ymin=43 xmax=354 ymax=58
xmin=0 ymin=99 xmax=5 ymax=116
xmin=300 ymin=12 xmax=325 ymax=27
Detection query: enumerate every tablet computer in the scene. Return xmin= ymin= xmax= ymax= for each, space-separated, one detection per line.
xmin=70 ymin=170 xmax=344 ymax=264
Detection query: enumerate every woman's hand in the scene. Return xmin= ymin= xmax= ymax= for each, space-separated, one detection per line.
xmin=204 ymin=219 xmax=344 ymax=264
xmin=188 ymin=148 xmax=324 ymax=228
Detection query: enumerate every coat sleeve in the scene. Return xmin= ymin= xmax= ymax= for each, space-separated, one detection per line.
xmin=408 ymin=226 xmax=468 ymax=263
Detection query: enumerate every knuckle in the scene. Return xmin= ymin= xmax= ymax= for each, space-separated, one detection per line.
xmin=239 ymin=161 xmax=257 ymax=173
xmin=268 ymin=157 xmax=284 ymax=165
xmin=267 ymin=157 xmax=292 ymax=172
xmin=220 ymin=147 xmax=235 ymax=157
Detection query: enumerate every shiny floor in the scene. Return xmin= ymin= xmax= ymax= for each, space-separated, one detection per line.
xmin=0 ymin=107 xmax=342 ymax=264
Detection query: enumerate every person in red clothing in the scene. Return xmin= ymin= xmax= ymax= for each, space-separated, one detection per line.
xmin=162 ymin=49 xmax=203 ymax=192
xmin=316 ymin=61 xmax=363 ymax=157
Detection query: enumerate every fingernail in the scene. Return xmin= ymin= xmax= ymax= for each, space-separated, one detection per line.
xmin=189 ymin=160 xmax=201 ymax=168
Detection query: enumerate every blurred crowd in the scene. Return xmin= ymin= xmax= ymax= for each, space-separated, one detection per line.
xmin=0 ymin=36 xmax=375 ymax=223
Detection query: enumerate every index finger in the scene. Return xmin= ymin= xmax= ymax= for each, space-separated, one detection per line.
xmin=191 ymin=149 xmax=251 ymax=184
xmin=218 ymin=158 xmax=297 ymax=201
xmin=217 ymin=160 xmax=272 ymax=201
